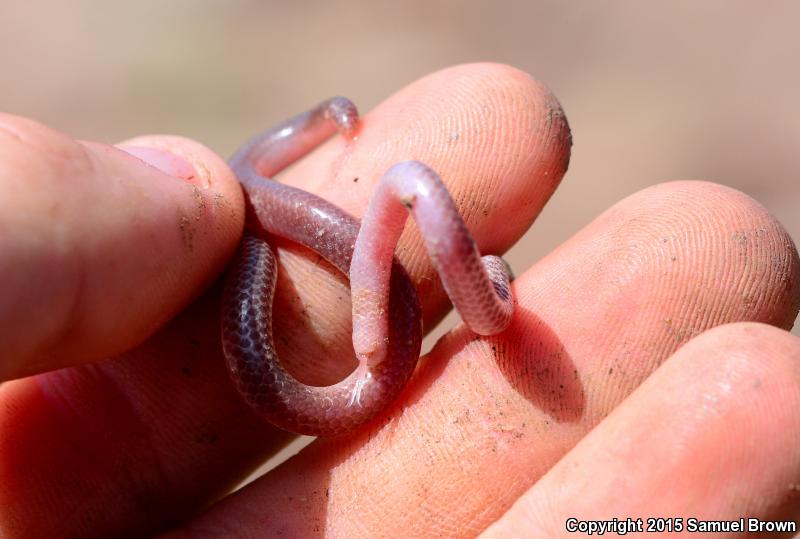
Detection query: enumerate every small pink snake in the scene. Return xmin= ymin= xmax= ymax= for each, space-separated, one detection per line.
xmin=222 ymin=97 xmax=513 ymax=436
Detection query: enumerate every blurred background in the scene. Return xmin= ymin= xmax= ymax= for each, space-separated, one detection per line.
xmin=2 ymin=1 xmax=797 ymax=329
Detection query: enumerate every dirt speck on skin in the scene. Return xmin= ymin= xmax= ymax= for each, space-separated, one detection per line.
xmin=179 ymin=215 xmax=194 ymax=251
xmin=496 ymin=424 xmax=525 ymax=439
xmin=212 ymin=191 xmax=236 ymax=220
xmin=192 ymin=185 xmax=207 ymax=221
xmin=741 ymin=295 xmax=758 ymax=310
xmin=732 ymin=230 xmax=749 ymax=244
xmin=452 ymin=408 xmax=471 ymax=426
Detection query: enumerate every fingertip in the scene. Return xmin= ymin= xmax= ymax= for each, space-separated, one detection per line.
xmin=0 ymin=124 xmax=244 ymax=380
xmin=111 ymin=132 xmax=247 ymax=284
xmin=483 ymin=323 xmax=800 ymax=537
xmin=681 ymin=321 xmax=800 ymax=391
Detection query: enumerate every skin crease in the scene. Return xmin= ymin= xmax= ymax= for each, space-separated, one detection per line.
xmin=0 ymin=63 xmax=797 ymax=538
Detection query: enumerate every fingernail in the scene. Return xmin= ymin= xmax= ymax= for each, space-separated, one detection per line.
xmin=118 ymin=146 xmax=202 ymax=186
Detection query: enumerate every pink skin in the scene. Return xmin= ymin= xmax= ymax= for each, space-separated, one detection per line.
xmin=222 ymin=97 xmax=513 ymax=436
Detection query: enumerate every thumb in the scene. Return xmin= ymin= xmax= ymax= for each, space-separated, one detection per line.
xmin=0 ymin=114 xmax=243 ymax=381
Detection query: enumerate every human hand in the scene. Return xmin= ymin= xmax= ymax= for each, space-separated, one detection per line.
xmin=1 ymin=64 xmax=798 ymax=537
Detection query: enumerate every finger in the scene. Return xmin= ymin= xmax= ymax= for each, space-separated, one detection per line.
xmin=0 ymin=117 xmax=242 ymax=380
xmin=0 ymin=63 xmax=570 ymax=537
xmin=482 ymin=323 xmax=800 ymax=537
xmin=175 ymin=181 xmax=800 ymax=537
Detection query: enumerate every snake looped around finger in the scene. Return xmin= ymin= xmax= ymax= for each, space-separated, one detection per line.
xmin=221 ymin=97 xmax=513 ymax=436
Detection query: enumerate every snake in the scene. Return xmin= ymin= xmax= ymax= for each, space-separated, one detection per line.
xmin=221 ymin=97 xmax=513 ymax=436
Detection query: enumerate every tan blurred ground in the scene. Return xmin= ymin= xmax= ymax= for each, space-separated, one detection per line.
xmin=2 ymin=1 xmax=797 ymax=334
